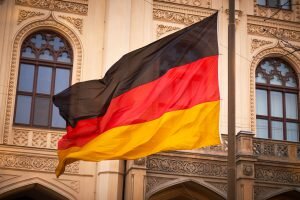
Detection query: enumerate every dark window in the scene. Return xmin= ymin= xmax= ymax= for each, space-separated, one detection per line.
xmin=255 ymin=58 xmax=299 ymax=141
xmin=14 ymin=31 xmax=73 ymax=129
xmin=257 ymin=0 xmax=291 ymax=9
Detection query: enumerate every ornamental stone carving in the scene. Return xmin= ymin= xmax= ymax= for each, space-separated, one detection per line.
xmin=254 ymin=185 xmax=279 ymax=200
xmin=255 ymin=166 xmax=300 ymax=185
xmin=207 ymin=181 xmax=227 ymax=193
xmin=153 ymin=9 xmax=204 ymax=25
xmin=146 ymin=176 xmax=175 ymax=193
xmin=251 ymin=39 xmax=273 ymax=52
xmin=254 ymin=5 xmax=293 ymax=21
xmin=58 ymin=15 xmax=83 ymax=34
xmin=154 ymin=0 xmax=211 ymax=8
xmin=17 ymin=9 xmax=45 ymax=25
xmin=15 ymin=0 xmax=88 ymax=15
xmin=147 ymin=155 xmax=227 ymax=177
xmin=156 ymin=24 xmax=180 ymax=38
xmin=248 ymin=24 xmax=300 ymax=42
xmin=0 ymin=153 xmax=79 ymax=174
xmin=134 ymin=158 xmax=146 ymax=166
xmin=243 ymin=165 xmax=253 ymax=176
xmin=55 ymin=178 xmax=80 ymax=192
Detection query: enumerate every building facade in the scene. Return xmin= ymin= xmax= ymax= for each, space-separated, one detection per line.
xmin=0 ymin=0 xmax=300 ymax=199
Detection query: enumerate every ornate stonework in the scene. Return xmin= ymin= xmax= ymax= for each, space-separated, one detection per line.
xmin=255 ymin=165 xmax=300 ymax=185
xmin=146 ymin=176 xmax=175 ymax=193
xmin=251 ymin=39 xmax=273 ymax=52
xmin=153 ymin=1 xmax=214 ymax=26
xmin=248 ymin=24 xmax=300 ymax=42
xmin=254 ymin=185 xmax=279 ymax=200
xmin=55 ymin=178 xmax=80 ymax=193
xmin=17 ymin=9 xmax=45 ymax=25
xmin=207 ymin=181 xmax=227 ymax=193
xmin=15 ymin=0 xmax=88 ymax=15
xmin=0 ymin=174 xmax=20 ymax=183
xmin=243 ymin=165 xmax=253 ymax=176
xmin=3 ymin=15 xmax=82 ymax=145
xmin=58 ymin=15 xmax=83 ymax=34
xmin=156 ymin=24 xmax=180 ymax=38
xmin=154 ymin=0 xmax=211 ymax=8
xmin=0 ymin=153 xmax=79 ymax=174
xmin=134 ymin=158 xmax=146 ymax=166
xmin=253 ymin=4 xmax=295 ymax=21
xmin=147 ymin=155 xmax=227 ymax=178
xmin=249 ymin=46 xmax=300 ymax=132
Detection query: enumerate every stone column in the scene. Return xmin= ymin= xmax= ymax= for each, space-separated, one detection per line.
xmin=236 ymin=131 xmax=256 ymax=200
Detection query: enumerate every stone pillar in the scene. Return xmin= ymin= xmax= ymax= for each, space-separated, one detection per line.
xmin=125 ymin=158 xmax=147 ymax=200
xmin=236 ymin=131 xmax=256 ymax=200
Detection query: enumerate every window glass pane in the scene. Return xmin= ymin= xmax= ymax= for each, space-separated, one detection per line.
xmin=31 ymin=34 xmax=46 ymax=48
xmin=271 ymin=91 xmax=283 ymax=117
xmin=278 ymin=63 xmax=289 ymax=76
xmin=33 ymin=97 xmax=50 ymax=126
xmin=18 ymin=64 xmax=35 ymax=92
xmin=54 ymin=69 xmax=70 ymax=94
xmin=15 ymin=95 xmax=32 ymax=124
xmin=280 ymin=0 xmax=290 ymax=9
xmin=52 ymin=105 xmax=66 ymax=128
xmin=21 ymin=47 xmax=36 ymax=58
xmin=39 ymin=50 xmax=54 ymax=61
xmin=256 ymin=119 xmax=268 ymax=138
xmin=286 ymin=77 xmax=297 ymax=87
xmin=269 ymin=0 xmax=279 ymax=7
xmin=50 ymin=36 xmax=65 ymax=51
xmin=261 ymin=61 xmax=273 ymax=74
xmin=256 ymin=89 xmax=268 ymax=115
xmin=257 ymin=0 xmax=266 ymax=5
xmin=287 ymin=123 xmax=299 ymax=142
xmin=285 ymin=93 xmax=298 ymax=119
xmin=256 ymin=73 xmax=267 ymax=84
xmin=272 ymin=121 xmax=283 ymax=140
xmin=270 ymin=75 xmax=283 ymax=86
xmin=57 ymin=52 xmax=71 ymax=63
xmin=37 ymin=66 xmax=52 ymax=94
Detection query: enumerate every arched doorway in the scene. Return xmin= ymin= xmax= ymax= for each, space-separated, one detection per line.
xmin=148 ymin=181 xmax=225 ymax=200
xmin=0 ymin=183 xmax=69 ymax=200
xmin=267 ymin=190 xmax=300 ymax=200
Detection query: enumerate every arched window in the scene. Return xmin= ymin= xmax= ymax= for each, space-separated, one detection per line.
xmin=14 ymin=31 xmax=73 ymax=129
xmin=256 ymin=58 xmax=299 ymax=141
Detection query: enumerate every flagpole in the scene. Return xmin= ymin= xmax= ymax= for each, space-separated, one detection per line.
xmin=227 ymin=0 xmax=236 ymax=199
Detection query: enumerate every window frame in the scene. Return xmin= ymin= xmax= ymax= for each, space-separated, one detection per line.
xmin=257 ymin=0 xmax=292 ymax=10
xmin=14 ymin=30 xmax=73 ymax=130
xmin=256 ymin=58 xmax=300 ymax=141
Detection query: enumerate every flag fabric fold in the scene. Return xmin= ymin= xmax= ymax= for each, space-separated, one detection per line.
xmin=54 ymin=12 xmax=220 ymax=177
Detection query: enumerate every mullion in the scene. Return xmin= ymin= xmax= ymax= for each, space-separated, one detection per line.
xmin=49 ymin=67 xmax=56 ymax=128
xmin=283 ymin=92 xmax=287 ymax=140
xmin=30 ymin=63 xmax=39 ymax=126
xmin=267 ymin=89 xmax=272 ymax=139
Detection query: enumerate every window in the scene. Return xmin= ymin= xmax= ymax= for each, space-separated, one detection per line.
xmin=14 ymin=31 xmax=73 ymax=129
xmin=257 ymin=0 xmax=291 ymax=9
xmin=256 ymin=58 xmax=299 ymax=141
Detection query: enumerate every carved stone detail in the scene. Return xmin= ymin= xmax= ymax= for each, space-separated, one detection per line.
xmin=50 ymin=132 xmax=64 ymax=149
xmin=32 ymin=132 xmax=47 ymax=148
xmin=207 ymin=181 xmax=227 ymax=193
xmin=156 ymin=24 xmax=180 ymax=38
xmin=15 ymin=0 xmax=88 ymax=15
xmin=0 ymin=153 xmax=79 ymax=174
xmin=55 ymin=179 xmax=80 ymax=192
xmin=154 ymin=0 xmax=211 ymax=8
xmin=249 ymin=46 xmax=300 ymax=131
xmin=146 ymin=176 xmax=175 ymax=193
xmin=253 ymin=4 xmax=294 ymax=22
xmin=248 ymin=24 xmax=300 ymax=42
xmin=12 ymin=129 xmax=28 ymax=146
xmin=253 ymin=140 xmax=289 ymax=158
xmin=17 ymin=9 xmax=45 ymax=25
xmin=254 ymin=185 xmax=279 ymax=199
xmin=58 ymin=15 xmax=83 ymax=34
xmin=153 ymin=9 xmax=204 ymax=25
xmin=147 ymin=155 xmax=227 ymax=177
xmin=251 ymin=39 xmax=273 ymax=52
xmin=0 ymin=174 xmax=20 ymax=183
xmin=243 ymin=165 xmax=253 ymax=176
xmin=255 ymin=166 xmax=300 ymax=185
xmin=134 ymin=158 xmax=146 ymax=166
xmin=3 ymin=16 xmax=82 ymax=145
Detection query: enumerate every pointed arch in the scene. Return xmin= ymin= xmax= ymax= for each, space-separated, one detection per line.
xmin=262 ymin=188 xmax=300 ymax=200
xmin=146 ymin=178 xmax=226 ymax=200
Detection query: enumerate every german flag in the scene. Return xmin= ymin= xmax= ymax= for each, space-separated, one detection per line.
xmin=54 ymin=12 xmax=220 ymax=177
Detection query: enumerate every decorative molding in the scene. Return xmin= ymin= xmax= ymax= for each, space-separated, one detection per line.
xmin=249 ymin=46 xmax=300 ymax=132
xmin=207 ymin=181 xmax=227 ymax=193
xmin=54 ymin=178 xmax=80 ymax=192
xmin=154 ymin=0 xmax=212 ymax=8
xmin=58 ymin=15 xmax=83 ymax=34
xmin=146 ymin=176 xmax=175 ymax=193
xmin=253 ymin=140 xmax=289 ymax=158
xmin=153 ymin=9 xmax=204 ymax=25
xmin=15 ymin=0 xmax=88 ymax=15
xmin=17 ymin=9 xmax=45 ymax=25
xmin=134 ymin=158 xmax=146 ymax=166
xmin=253 ymin=4 xmax=295 ymax=21
xmin=146 ymin=155 xmax=227 ymax=178
xmin=3 ymin=15 xmax=82 ymax=145
xmin=243 ymin=165 xmax=253 ymax=176
xmin=255 ymin=166 xmax=300 ymax=185
xmin=254 ymin=185 xmax=279 ymax=199
xmin=156 ymin=24 xmax=180 ymax=38
xmin=251 ymin=39 xmax=273 ymax=53
xmin=248 ymin=24 xmax=300 ymax=42
xmin=0 ymin=153 xmax=79 ymax=174
xmin=0 ymin=174 xmax=20 ymax=183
